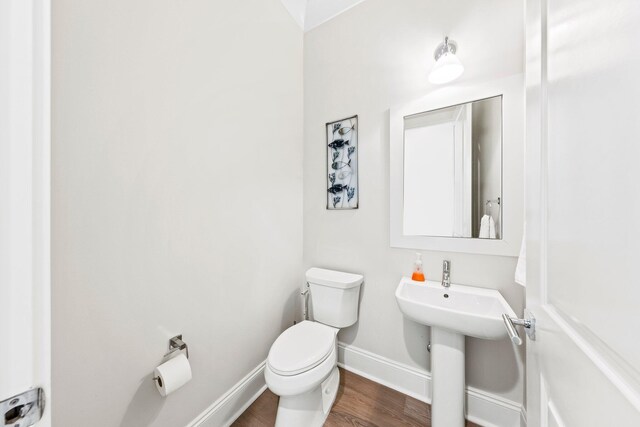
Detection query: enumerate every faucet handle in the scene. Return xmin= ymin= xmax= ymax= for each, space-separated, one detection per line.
xmin=441 ymin=260 xmax=451 ymax=287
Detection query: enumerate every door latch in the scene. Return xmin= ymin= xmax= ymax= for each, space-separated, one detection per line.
xmin=1 ymin=388 xmax=44 ymax=427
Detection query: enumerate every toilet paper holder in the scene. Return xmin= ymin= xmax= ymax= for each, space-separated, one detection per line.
xmin=153 ymin=335 xmax=190 ymax=387
xmin=165 ymin=334 xmax=189 ymax=359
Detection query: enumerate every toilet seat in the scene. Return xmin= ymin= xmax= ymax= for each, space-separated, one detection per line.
xmin=265 ymin=340 xmax=337 ymax=398
xmin=267 ymin=321 xmax=337 ymax=376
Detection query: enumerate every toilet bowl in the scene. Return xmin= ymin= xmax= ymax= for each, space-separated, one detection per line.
xmin=265 ymin=268 xmax=363 ymax=427
xmin=265 ymin=321 xmax=340 ymax=426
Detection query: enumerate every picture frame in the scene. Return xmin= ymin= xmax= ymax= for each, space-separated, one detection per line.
xmin=326 ymin=115 xmax=358 ymax=209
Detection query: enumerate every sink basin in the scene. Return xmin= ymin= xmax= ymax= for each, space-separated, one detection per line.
xmin=395 ymin=277 xmax=517 ymax=427
xmin=395 ymin=277 xmax=516 ymax=339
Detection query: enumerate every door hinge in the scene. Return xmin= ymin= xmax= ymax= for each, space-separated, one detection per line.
xmin=1 ymin=388 xmax=44 ymax=427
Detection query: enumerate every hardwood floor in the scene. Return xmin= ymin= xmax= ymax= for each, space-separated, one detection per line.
xmin=232 ymin=368 xmax=481 ymax=427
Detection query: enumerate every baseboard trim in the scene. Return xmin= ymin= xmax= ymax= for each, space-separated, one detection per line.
xmin=187 ymin=343 xmax=523 ymax=427
xmin=520 ymin=406 xmax=528 ymax=427
xmin=337 ymin=341 xmax=431 ymax=403
xmin=338 ymin=342 xmax=523 ymax=427
xmin=187 ymin=361 xmax=267 ymax=427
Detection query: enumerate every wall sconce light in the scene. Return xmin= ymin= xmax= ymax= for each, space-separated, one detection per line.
xmin=429 ymin=36 xmax=464 ymax=85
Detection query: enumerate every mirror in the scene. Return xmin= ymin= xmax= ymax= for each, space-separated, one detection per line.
xmin=402 ymin=96 xmax=502 ymax=239
xmin=390 ymin=75 xmax=524 ymax=256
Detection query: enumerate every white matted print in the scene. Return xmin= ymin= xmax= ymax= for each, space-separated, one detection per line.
xmin=326 ymin=115 xmax=358 ymax=209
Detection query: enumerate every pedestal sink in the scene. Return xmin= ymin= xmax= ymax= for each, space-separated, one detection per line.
xmin=395 ymin=277 xmax=516 ymax=426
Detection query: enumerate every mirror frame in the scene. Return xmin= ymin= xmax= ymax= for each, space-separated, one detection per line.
xmin=390 ymin=74 xmax=524 ymax=256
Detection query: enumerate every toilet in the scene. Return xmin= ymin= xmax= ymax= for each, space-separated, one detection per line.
xmin=265 ymin=268 xmax=363 ymax=427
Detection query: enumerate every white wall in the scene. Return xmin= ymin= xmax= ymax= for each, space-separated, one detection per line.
xmin=52 ymin=0 xmax=302 ymax=426
xmin=303 ymin=0 xmax=526 ymax=405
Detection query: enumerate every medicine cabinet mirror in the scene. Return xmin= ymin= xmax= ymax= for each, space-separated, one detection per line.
xmin=390 ymin=76 xmax=524 ymax=256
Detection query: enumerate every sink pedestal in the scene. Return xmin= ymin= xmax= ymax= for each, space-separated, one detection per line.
xmin=395 ymin=278 xmax=518 ymax=426
xmin=431 ymin=327 xmax=465 ymax=427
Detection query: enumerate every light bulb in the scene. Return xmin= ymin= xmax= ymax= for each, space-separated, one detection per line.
xmin=429 ymin=52 xmax=464 ymax=85
xmin=429 ymin=37 xmax=464 ymax=85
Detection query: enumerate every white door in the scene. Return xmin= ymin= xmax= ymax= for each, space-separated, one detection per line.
xmin=0 ymin=0 xmax=51 ymax=425
xmin=525 ymin=0 xmax=640 ymax=425
xmin=452 ymin=104 xmax=472 ymax=238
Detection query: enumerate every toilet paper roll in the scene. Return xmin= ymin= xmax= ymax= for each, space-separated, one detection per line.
xmin=154 ymin=353 xmax=192 ymax=397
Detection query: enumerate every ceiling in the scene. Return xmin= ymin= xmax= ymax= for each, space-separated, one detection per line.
xmin=280 ymin=0 xmax=368 ymax=32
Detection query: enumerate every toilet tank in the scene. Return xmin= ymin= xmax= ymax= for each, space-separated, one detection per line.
xmin=306 ymin=268 xmax=364 ymax=328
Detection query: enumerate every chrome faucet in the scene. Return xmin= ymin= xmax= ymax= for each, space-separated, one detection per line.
xmin=442 ymin=260 xmax=451 ymax=288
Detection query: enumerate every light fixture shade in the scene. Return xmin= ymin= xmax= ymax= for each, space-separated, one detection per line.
xmin=429 ymin=52 xmax=464 ymax=85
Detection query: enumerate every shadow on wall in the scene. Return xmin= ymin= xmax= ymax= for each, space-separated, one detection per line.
xmin=119 ymin=374 xmax=165 ymax=427
xmin=398 ymin=315 xmax=522 ymax=395
xmin=281 ymin=286 xmax=300 ymax=331
xmin=402 ymin=317 xmax=429 ymax=368
xmin=465 ymin=336 xmax=523 ymax=395
xmin=337 ymin=283 xmax=429 ymax=370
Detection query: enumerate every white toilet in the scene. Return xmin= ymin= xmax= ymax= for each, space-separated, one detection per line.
xmin=265 ymin=267 xmax=363 ymax=427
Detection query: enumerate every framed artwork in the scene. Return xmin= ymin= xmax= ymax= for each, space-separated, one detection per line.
xmin=326 ymin=115 xmax=358 ymax=209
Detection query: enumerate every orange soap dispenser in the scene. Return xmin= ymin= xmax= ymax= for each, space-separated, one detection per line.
xmin=411 ymin=253 xmax=425 ymax=282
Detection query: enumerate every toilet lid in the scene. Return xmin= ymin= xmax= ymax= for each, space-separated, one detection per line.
xmin=267 ymin=321 xmax=336 ymax=376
